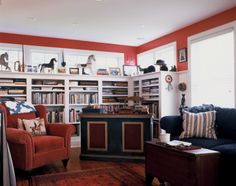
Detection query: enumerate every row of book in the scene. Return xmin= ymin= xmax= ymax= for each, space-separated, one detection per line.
xmin=0 ymin=79 xmax=26 ymax=85
xmin=32 ymin=80 xmax=64 ymax=86
xmin=47 ymin=110 xmax=64 ymax=123
xmin=69 ymin=109 xmax=80 ymax=123
xmin=32 ymin=92 xmax=64 ymax=104
xmin=0 ymin=89 xmax=25 ymax=95
xmin=142 ymin=87 xmax=159 ymax=94
xmin=142 ymin=78 xmax=159 ymax=86
xmin=69 ymin=93 xmax=98 ymax=104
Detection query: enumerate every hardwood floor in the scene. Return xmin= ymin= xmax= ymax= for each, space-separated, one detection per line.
xmin=16 ymin=147 xmax=149 ymax=186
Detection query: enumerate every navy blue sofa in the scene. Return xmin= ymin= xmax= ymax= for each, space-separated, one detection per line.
xmin=160 ymin=106 xmax=236 ymax=186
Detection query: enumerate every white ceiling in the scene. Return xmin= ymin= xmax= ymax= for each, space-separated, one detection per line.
xmin=0 ymin=0 xmax=236 ymax=46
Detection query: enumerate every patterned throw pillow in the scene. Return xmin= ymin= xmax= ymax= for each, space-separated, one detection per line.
xmin=17 ymin=118 xmax=26 ymax=130
xmin=4 ymin=101 xmax=36 ymax=115
xmin=180 ymin=110 xmax=217 ymax=139
xmin=22 ymin=118 xmax=47 ymax=136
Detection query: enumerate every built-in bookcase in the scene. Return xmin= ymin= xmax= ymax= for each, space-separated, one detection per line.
xmin=0 ymin=71 xmax=179 ymax=146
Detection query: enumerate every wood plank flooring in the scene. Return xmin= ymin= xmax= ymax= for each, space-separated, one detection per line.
xmin=16 ymin=147 xmax=151 ymax=186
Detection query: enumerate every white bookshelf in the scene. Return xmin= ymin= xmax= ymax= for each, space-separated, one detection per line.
xmin=0 ymin=71 xmax=179 ymax=146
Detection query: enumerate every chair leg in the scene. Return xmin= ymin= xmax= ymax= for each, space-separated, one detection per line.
xmin=62 ymin=159 xmax=69 ymax=168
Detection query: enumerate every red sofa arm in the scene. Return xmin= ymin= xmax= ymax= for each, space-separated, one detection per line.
xmin=6 ymin=128 xmax=34 ymax=145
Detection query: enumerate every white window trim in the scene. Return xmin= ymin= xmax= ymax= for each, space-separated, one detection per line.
xmin=63 ymin=48 xmax=124 ymax=72
xmin=24 ymin=45 xmax=63 ymax=65
xmin=187 ymin=20 xmax=236 ymax=107
xmin=137 ymin=41 xmax=177 ymax=66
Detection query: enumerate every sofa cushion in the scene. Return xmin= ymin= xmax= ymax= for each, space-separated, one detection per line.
xmin=172 ymin=136 xmax=236 ymax=149
xmin=215 ymin=107 xmax=236 ymax=140
xmin=212 ymin=143 xmax=236 ymax=155
xmin=180 ymin=110 xmax=217 ymax=139
xmin=33 ymin=136 xmax=64 ymax=153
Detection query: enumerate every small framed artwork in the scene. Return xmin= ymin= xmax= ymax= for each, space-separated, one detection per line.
xmin=109 ymin=67 xmax=121 ymax=76
xmin=123 ymin=65 xmax=138 ymax=76
xmin=69 ymin=68 xmax=79 ymax=74
xmin=178 ymin=48 xmax=187 ymax=63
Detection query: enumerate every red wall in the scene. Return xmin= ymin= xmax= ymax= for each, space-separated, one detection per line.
xmin=0 ymin=33 xmax=137 ymax=65
xmin=137 ymin=6 xmax=236 ymax=71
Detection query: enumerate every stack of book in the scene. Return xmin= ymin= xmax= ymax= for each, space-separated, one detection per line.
xmin=97 ymin=69 xmax=109 ymax=75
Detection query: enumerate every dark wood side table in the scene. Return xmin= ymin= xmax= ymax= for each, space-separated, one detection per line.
xmin=145 ymin=141 xmax=220 ymax=186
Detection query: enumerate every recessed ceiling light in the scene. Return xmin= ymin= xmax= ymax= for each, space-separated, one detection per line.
xmin=72 ymin=22 xmax=79 ymax=26
xmin=136 ymin=37 xmax=145 ymax=40
xmin=95 ymin=0 xmax=103 ymax=2
xmin=140 ymin=25 xmax=145 ymax=28
xmin=28 ymin=16 xmax=37 ymax=21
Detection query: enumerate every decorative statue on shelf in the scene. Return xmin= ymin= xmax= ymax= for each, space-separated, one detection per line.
xmin=170 ymin=65 xmax=177 ymax=72
xmin=138 ymin=65 xmax=155 ymax=74
xmin=81 ymin=54 xmax=96 ymax=75
xmin=0 ymin=52 xmax=11 ymax=71
xmin=156 ymin=59 xmax=168 ymax=71
xmin=178 ymin=82 xmax=187 ymax=115
xmin=38 ymin=58 xmax=57 ymax=73
xmin=138 ymin=59 xmax=168 ymax=74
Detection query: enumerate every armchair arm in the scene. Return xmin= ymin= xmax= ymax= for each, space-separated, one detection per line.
xmin=6 ymin=128 xmax=34 ymax=170
xmin=6 ymin=128 xmax=34 ymax=145
xmin=46 ymin=124 xmax=75 ymax=137
xmin=46 ymin=124 xmax=75 ymax=156
xmin=160 ymin=116 xmax=183 ymax=136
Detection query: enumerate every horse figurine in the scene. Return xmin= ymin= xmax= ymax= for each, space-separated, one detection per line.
xmin=82 ymin=54 xmax=96 ymax=75
xmin=38 ymin=58 xmax=57 ymax=72
xmin=0 ymin=52 xmax=11 ymax=71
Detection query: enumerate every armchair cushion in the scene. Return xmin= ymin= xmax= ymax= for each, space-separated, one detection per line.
xmin=33 ymin=136 xmax=64 ymax=153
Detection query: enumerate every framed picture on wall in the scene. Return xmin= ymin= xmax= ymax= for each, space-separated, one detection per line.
xmin=178 ymin=48 xmax=187 ymax=63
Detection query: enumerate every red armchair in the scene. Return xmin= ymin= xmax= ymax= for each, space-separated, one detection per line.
xmin=0 ymin=103 xmax=75 ymax=171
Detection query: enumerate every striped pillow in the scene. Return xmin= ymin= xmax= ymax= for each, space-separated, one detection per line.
xmin=180 ymin=110 xmax=217 ymax=139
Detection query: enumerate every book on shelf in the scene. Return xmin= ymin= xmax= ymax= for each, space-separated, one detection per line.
xmin=14 ymin=79 xmax=26 ymax=85
xmin=15 ymin=97 xmax=27 ymax=102
xmin=0 ymin=90 xmax=8 ymax=95
xmin=8 ymin=89 xmax=24 ymax=94
xmin=0 ymin=79 xmax=14 ymax=84
xmin=47 ymin=110 xmax=64 ymax=123
xmin=113 ymin=82 xmax=128 ymax=86
xmin=97 ymin=69 xmax=109 ymax=75
xmin=78 ymin=81 xmax=98 ymax=86
xmin=69 ymin=109 xmax=80 ymax=123
xmin=70 ymin=81 xmax=78 ymax=86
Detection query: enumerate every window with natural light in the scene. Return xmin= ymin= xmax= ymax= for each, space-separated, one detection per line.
xmin=0 ymin=44 xmax=23 ymax=72
xmin=137 ymin=42 xmax=176 ymax=70
xmin=64 ymin=50 xmax=124 ymax=73
xmin=190 ymin=30 xmax=235 ymax=107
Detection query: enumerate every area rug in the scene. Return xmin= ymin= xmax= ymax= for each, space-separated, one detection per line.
xmin=31 ymin=165 xmax=147 ymax=186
